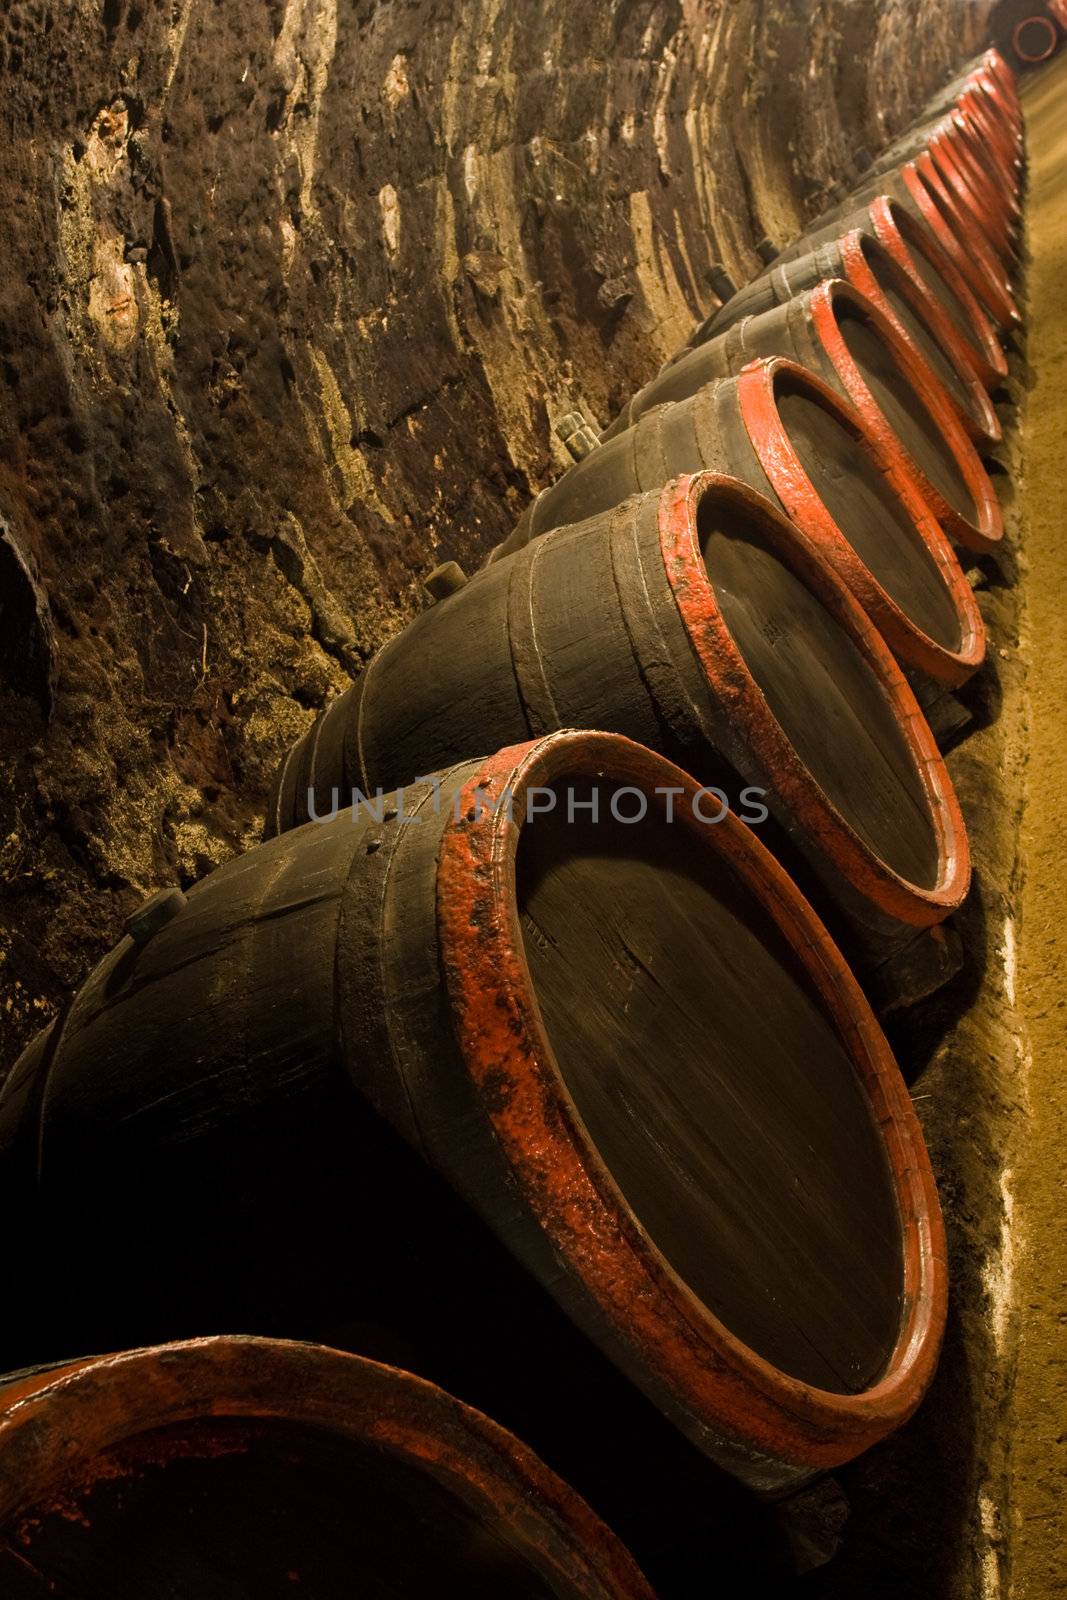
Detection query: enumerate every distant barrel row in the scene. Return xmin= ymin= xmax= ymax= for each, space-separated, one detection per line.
xmin=0 ymin=45 xmax=1024 ymax=1600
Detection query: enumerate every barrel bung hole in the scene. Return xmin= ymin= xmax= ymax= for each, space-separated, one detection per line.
xmin=516 ymin=777 xmax=905 ymax=1394
xmin=2 ymin=1418 xmax=568 ymax=1600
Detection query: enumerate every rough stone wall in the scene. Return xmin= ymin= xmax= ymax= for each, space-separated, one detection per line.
xmin=0 ymin=0 xmax=994 ymax=1067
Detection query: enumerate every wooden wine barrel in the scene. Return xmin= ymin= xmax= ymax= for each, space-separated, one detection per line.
xmin=0 ymin=1337 xmax=653 ymax=1600
xmin=927 ymin=61 xmax=1023 ymax=170
xmin=0 ymin=730 xmax=949 ymax=1564
xmin=748 ymin=194 xmax=1007 ymax=391
xmin=497 ymin=363 xmax=983 ymax=686
xmin=931 ymin=51 xmax=1021 ymax=136
xmin=274 ymin=471 xmax=970 ymax=956
xmin=861 ymin=157 xmax=1018 ymax=327
xmin=956 ymin=85 xmax=1023 ymax=187
xmin=866 ymin=114 xmax=1019 ymax=243
xmin=919 ymin=120 xmax=1018 ymax=258
xmin=671 ymin=228 xmax=1000 ymax=447
xmin=776 ymin=159 xmax=1018 ymax=329
xmin=601 ymin=281 xmax=1002 ymax=553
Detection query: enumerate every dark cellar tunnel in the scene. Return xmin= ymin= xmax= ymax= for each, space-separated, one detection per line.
xmin=0 ymin=2 xmax=1064 ymax=1596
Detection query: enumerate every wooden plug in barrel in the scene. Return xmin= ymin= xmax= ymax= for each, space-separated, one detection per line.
xmin=0 ymin=1337 xmax=653 ymax=1600
xmin=496 ymin=361 xmax=983 ymax=686
xmin=675 ymin=227 xmax=1000 ymax=449
xmin=606 ymin=281 xmax=1003 ymax=554
xmin=273 ymin=470 xmax=971 ymax=957
xmin=0 ymin=729 xmax=949 ymax=1593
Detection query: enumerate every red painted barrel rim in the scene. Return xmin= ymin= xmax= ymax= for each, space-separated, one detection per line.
xmin=955 ymin=80 xmax=1020 ymax=171
xmin=907 ymin=154 xmax=1019 ymax=326
xmin=958 ymin=89 xmax=1022 ymax=185
xmin=895 ymin=154 xmax=1016 ymax=324
xmin=936 ymin=120 xmax=1017 ymax=251
xmin=867 ymin=194 xmax=1008 ymax=387
xmin=734 ymin=355 xmax=985 ymax=685
xmin=926 ymin=126 xmax=1013 ymax=263
xmin=942 ymin=114 xmax=1017 ymax=219
xmin=835 ymin=225 xmax=1002 ymax=447
xmin=1013 ymin=14 xmax=1059 ymax=64
xmin=983 ymin=47 xmax=1021 ymax=104
xmin=435 ymin=726 xmax=950 ymax=1471
xmin=807 ymin=277 xmax=1004 ymax=551
xmin=0 ymin=1337 xmax=653 ymax=1600
xmin=658 ymin=471 xmax=971 ymax=918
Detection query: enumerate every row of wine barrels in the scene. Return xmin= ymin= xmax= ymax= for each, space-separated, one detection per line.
xmin=0 ymin=1337 xmax=652 ymax=1600
xmin=269 ymin=472 xmax=970 ymax=952
xmin=491 ymin=361 xmax=984 ymax=687
xmin=698 ymin=194 xmax=1007 ymax=392
xmin=872 ymin=54 xmax=1022 ymax=222
xmin=655 ymin=225 xmax=1000 ymax=448
xmin=572 ymin=282 xmax=1002 ymax=554
xmin=868 ymin=115 xmax=1019 ymax=265
xmin=772 ymin=158 xmax=1018 ymax=330
xmin=0 ymin=729 xmax=948 ymax=1594
xmin=1 ymin=51 xmax=1013 ymax=1593
xmin=773 ymin=60 xmax=1022 ymax=330
xmin=775 ymin=52 xmax=1024 ymax=321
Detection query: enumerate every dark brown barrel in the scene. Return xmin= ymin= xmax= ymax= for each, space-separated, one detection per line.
xmin=0 ymin=1338 xmax=653 ymax=1600
xmin=924 ymin=52 xmax=1021 ymax=135
xmin=725 ymin=195 xmax=1007 ymax=390
xmin=273 ymin=471 xmax=971 ymax=951
xmin=956 ymin=88 xmax=1023 ymax=198
xmin=0 ymin=730 xmax=948 ymax=1568
xmin=861 ymin=195 xmax=1008 ymax=390
xmin=603 ymin=281 xmax=1002 ymax=552
xmin=864 ymin=116 xmax=1017 ymax=248
xmin=894 ymin=155 xmax=1019 ymax=327
xmin=666 ymin=228 xmax=999 ymax=447
xmin=772 ymin=158 xmax=1018 ymax=329
xmin=927 ymin=122 xmax=1017 ymax=260
xmin=500 ymin=362 xmax=983 ymax=685
xmin=921 ymin=64 xmax=1022 ymax=176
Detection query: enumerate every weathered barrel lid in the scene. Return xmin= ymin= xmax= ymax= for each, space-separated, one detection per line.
xmin=0 ymin=1336 xmax=654 ymax=1600
xmin=833 ymin=225 xmax=1002 ymax=448
xmin=864 ymin=194 xmax=1008 ymax=387
xmin=656 ymin=473 xmax=971 ymax=921
xmin=733 ymin=355 xmax=986 ymax=685
xmin=435 ymin=730 xmax=949 ymax=1476
xmin=803 ymin=278 xmax=1005 ymax=551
